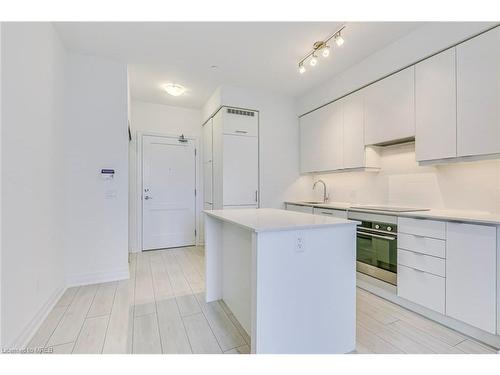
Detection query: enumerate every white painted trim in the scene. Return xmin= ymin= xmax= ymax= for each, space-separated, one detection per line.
xmin=66 ymin=267 xmax=130 ymax=288
xmin=7 ymin=284 xmax=66 ymax=350
xmin=135 ymin=131 xmax=201 ymax=252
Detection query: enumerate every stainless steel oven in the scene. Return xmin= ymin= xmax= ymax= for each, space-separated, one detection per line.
xmin=349 ymin=211 xmax=398 ymax=285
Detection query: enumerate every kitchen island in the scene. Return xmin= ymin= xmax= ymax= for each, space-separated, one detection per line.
xmin=204 ymin=208 xmax=358 ymax=354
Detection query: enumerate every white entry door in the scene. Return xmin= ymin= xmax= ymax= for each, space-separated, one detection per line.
xmin=142 ymin=135 xmax=196 ymax=250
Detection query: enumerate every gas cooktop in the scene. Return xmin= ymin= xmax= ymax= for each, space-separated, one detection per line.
xmin=351 ymin=205 xmax=430 ymax=213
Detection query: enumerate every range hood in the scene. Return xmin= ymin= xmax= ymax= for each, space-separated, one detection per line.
xmin=368 ymin=136 xmax=415 ymax=147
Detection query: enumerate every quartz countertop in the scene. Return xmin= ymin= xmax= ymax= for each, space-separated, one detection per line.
xmin=204 ymin=208 xmax=358 ymax=233
xmin=285 ymin=201 xmax=500 ymax=225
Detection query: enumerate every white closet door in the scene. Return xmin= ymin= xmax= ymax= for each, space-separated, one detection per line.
xmin=222 ymin=134 xmax=258 ymax=206
xmin=203 ymin=120 xmax=213 ymax=204
xmin=415 ymin=47 xmax=457 ymax=161
xmin=457 ymin=27 xmax=500 ymax=157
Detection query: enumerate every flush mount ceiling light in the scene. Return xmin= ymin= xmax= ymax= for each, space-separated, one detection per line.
xmin=298 ymin=25 xmax=345 ymax=74
xmin=163 ymin=83 xmax=186 ymax=97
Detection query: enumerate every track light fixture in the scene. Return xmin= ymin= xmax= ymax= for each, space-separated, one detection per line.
xmin=310 ymin=54 xmax=318 ymax=66
xmin=298 ymin=25 xmax=345 ymax=74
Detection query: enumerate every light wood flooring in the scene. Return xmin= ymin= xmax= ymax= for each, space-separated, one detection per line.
xmin=27 ymin=246 xmax=497 ymax=354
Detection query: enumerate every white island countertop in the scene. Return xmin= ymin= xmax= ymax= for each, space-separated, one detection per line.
xmin=204 ymin=208 xmax=358 ymax=233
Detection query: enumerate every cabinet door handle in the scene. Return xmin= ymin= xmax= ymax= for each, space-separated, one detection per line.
xmin=235 ymin=130 xmax=248 ymax=134
xmin=255 ymin=190 xmax=258 ymax=202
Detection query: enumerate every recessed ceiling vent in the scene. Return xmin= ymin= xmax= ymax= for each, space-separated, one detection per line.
xmin=227 ymin=108 xmax=255 ymax=117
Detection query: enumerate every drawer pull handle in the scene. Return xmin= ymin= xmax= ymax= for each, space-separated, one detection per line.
xmin=410 ymin=266 xmax=425 ymax=273
xmin=235 ymin=130 xmax=248 ymax=134
xmin=357 ymin=231 xmax=396 ymax=241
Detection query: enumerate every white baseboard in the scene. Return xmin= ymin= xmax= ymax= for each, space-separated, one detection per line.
xmin=5 ymin=267 xmax=130 ymax=350
xmin=66 ymin=267 xmax=130 ymax=288
xmin=6 ymin=284 xmax=66 ymax=350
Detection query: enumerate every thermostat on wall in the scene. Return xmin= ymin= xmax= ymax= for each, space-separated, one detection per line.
xmin=101 ymin=169 xmax=115 ymax=180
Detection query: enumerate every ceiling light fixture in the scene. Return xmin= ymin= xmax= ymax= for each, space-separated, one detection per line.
xmin=335 ymin=34 xmax=345 ymax=47
xmin=322 ymin=45 xmax=330 ymax=58
xmin=163 ymin=83 xmax=186 ymax=97
xmin=309 ymin=54 xmax=318 ymax=66
xmin=298 ymin=25 xmax=345 ymax=74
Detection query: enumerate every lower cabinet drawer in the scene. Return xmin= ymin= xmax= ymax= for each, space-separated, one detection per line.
xmin=285 ymin=204 xmax=313 ymax=214
xmin=398 ymin=217 xmax=446 ymax=239
xmin=398 ymin=233 xmax=446 ymax=258
xmin=397 ymin=264 xmax=445 ymax=314
xmin=398 ymin=249 xmax=445 ymax=277
xmin=313 ymin=207 xmax=348 ymax=219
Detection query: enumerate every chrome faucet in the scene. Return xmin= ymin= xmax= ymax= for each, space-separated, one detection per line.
xmin=313 ymin=179 xmax=329 ymax=203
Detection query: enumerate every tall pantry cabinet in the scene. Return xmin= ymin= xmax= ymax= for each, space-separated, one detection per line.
xmin=203 ymin=107 xmax=259 ymax=212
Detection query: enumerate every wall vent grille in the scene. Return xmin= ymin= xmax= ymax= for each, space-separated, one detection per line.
xmin=227 ymin=108 xmax=255 ymax=117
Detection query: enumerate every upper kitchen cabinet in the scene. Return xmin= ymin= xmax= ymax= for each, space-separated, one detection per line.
xmin=415 ymin=48 xmax=457 ymax=162
xmin=299 ymin=101 xmax=343 ymax=173
xmin=457 ymin=27 xmax=500 ymax=157
xmin=364 ymin=66 xmax=415 ymax=146
xmin=341 ymin=91 xmax=365 ymax=169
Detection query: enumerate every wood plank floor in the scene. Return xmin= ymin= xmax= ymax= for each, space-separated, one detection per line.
xmin=27 ymin=246 xmax=498 ymax=354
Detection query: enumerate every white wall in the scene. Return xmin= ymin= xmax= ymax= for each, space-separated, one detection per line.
xmin=64 ymin=53 xmax=129 ymax=285
xmin=129 ymin=100 xmax=202 ymax=252
xmin=298 ymin=22 xmax=496 ymax=115
xmin=1 ymin=23 xmax=67 ymax=347
xmin=311 ymin=143 xmax=500 ymax=214
xmin=203 ymin=86 xmax=313 ymax=210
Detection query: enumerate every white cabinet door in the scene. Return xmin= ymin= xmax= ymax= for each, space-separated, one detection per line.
xmin=457 ymin=27 xmax=500 ymax=157
xmin=446 ymin=222 xmax=497 ymax=333
xmin=415 ymin=48 xmax=457 ymax=161
xmin=397 ymin=264 xmax=445 ymax=314
xmin=364 ymin=66 xmax=415 ymax=145
xmin=222 ymin=108 xmax=258 ymax=137
xmin=203 ymin=120 xmax=213 ymax=204
xmin=222 ymin=134 xmax=258 ymax=206
xmin=299 ymin=101 xmax=342 ymax=173
xmin=300 ymin=107 xmax=326 ymax=173
xmin=327 ymin=101 xmax=343 ymax=171
xmin=342 ymin=91 xmax=365 ymax=169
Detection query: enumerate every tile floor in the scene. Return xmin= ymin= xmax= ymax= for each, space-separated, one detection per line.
xmin=26 ymin=247 xmax=498 ymax=354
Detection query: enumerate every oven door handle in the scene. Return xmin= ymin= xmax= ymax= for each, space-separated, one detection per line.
xmin=357 ymin=231 xmax=396 ymax=241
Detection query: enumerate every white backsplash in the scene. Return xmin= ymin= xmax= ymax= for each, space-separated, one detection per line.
xmin=311 ymin=142 xmax=500 ymax=213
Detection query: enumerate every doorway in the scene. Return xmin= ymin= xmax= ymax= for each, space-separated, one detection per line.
xmin=141 ymin=134 xmax=196 ymax=250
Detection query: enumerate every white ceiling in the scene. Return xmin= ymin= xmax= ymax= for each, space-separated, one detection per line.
xmin=54 ymin=22 xmax=423 ymax=109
